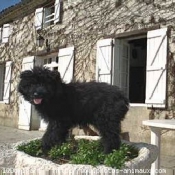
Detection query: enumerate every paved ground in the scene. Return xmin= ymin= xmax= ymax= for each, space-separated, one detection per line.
xmin=0 ymin=125 xmax=43 ymax=144
xmin=0 ymin=125 xmax=175 ymax=174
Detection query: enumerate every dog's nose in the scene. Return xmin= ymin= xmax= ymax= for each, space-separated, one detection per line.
xmin=33 ymin=92 xmax=39 ymax=97
xmin=33 ymin=87 xmax=47 ymax=98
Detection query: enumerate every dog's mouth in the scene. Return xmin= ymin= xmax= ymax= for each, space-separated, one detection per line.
xmin=33 ymin=98 xmax=43 ymax=105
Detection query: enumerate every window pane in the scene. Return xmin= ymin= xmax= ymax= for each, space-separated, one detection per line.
xmin=48 ymin=58 xmax=52 ymax=64
xmin=56 ymin=56 xmax=58 ymax=63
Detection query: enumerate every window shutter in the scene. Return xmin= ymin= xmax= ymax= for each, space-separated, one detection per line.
xmin=2 ymin=24 xmax=10 ymax=43
xmin=0 ymin=27 xmax=2 ymax=42
xmin=96 ymin=38 xmax=113 ymax=84
xmin=21 ymin=56 xmax=35 ymax=71
xmin=113 ymin=40 xmax=130 ymax=97
xmin=54 ymin=0 xmax=61 ymax=24
xmin=35 ymin=8 xmax=43 ymax=30
xmin=0 ymin=64 xmax=5 ymax=101
xmin=58 ymin=47 xmax=74 ymax=83
xmin=3 ymin=61 xmax=12 ymax=104
xmin=145 ymin=28 xmax=167 ymax=108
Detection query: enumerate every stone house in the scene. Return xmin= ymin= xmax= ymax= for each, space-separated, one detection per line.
xmin=0 ymin=0 xmax=175 ymax=155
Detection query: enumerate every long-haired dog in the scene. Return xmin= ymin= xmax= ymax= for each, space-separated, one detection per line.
xmin=18 ymin=66 xmax=129 ymax=154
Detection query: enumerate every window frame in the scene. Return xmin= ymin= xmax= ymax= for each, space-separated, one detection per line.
xmin=96 ymin=28 xmax=168 ymax=108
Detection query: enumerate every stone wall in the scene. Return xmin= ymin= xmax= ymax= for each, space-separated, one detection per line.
xmin=0 ymin=13 xmax=36 ymax=127
xmin=0 ymin=0 xmax=175 ymax=154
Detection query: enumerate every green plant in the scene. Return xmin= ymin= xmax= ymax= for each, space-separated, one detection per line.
xmin=17 ymin=139 xmax=42 ymax=156
xmin=104 ymin=143 xmax=138 ymax=169
xmin=17 ymin=139 xmax=138 ymax=169
xmin=48 ymin=140 xmax=77 ymax=160
xmin=71 ymin=139 xmax=105 ymax=166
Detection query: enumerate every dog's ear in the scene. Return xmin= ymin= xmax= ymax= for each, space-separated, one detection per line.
xmin=52 ymin=70 xmax=62 ymax=82
xmin=50 ymin=70 xmax=63 ymax=95
xmin=20 ymin=70 xmax=33 ymax=79
xmin=48 ymin=70 xmax=62 ymax=84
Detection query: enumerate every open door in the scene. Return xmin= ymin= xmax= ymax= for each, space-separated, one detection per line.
xmin=18 ymin=56 xmax=34 ymax=130
xmin=113 ymin=39 xmax=130 ymax=97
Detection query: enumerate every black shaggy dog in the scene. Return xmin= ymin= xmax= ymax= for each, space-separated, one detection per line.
xmin=18 ymin=66 xmax=129 ymax=154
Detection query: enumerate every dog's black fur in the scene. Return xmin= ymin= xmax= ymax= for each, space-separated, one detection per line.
xmin=18 ymin=66 xmax=129 ymax=154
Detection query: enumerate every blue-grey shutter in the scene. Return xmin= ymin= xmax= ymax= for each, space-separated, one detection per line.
xmin=113 ymin=40 xmax=130 ymax=97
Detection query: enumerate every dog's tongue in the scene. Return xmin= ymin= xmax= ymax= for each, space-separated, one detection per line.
xmin=33 ymin=98 xmax=42 ymax=104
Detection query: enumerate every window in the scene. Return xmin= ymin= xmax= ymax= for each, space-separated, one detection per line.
xmin=0 ymin=24 xmax=11 ymax=44
xmin=44 ymin=3 xmax=55 ymax=27
xmin=0 ymin=27 xmax=2 ymax=43
xmin=0 ymin=61 xmax=12 ymax=103
xmin=36 ymin=47 xmax=74 ymax=83
xmin=43 ymin=55 xmax=59 ymax=71
xmin=96 ymin=28 xmax=167 ymax=108
xmin=35 ymin=0 xmax=61 ymax=30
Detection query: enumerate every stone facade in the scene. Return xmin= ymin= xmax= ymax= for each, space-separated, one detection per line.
xmin=0 ymin=0 xmax=175 ymax=155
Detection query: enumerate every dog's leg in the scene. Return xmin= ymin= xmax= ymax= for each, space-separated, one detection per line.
xmin=94 ymin=122 xmax=122 ymax=154
xmin=42 ymin=121 xmax=70 ymax=152
xmin=101 ymin=133 xmax=121 ymax=154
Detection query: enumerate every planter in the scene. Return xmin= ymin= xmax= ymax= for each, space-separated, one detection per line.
xmin=3 ymin=136 xmax=158 ymax=175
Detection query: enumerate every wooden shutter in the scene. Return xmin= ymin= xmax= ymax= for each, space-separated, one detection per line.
xmin=58 ymin=47 xmax=74 ymax=83
xmin=2 ymin=24 xmax=10 ymax=43
xmin=0 ymin=64 xmax=5 ymax=101
xmin=0 ymin=27 xmax=2 ymax=42
xmin=3 ymin=61 xmax=12 ymax=104
xmin=96 ymin=39 xmax=113 ymax=84
xmin=18 ymin=56 xmax=34 ymax=130
xmin=54 ymin=0 xmax=61 ymax=24
xmin=35 ymin=8 xmax=43 ymax=30
xmin=145 ymin=28 xmax=167 ymax=108
xmin=113 ymin=40 xmax=130 ymax=97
